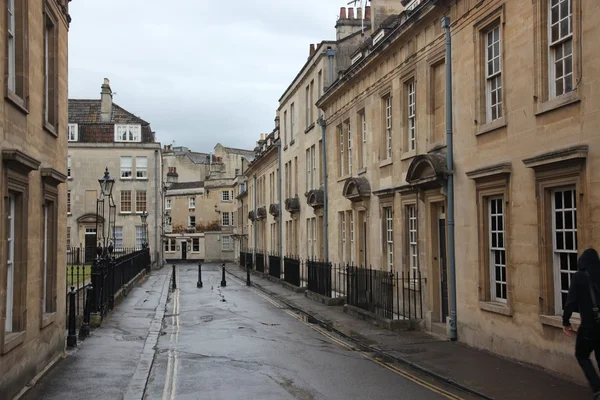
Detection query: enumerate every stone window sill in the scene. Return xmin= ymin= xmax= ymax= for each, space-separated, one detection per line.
xmin=401 ymin=150 xmax=417 ymax=161
xmin=6 ymin=91 xmax=29 ymax=115
xmin=337 ymin=174 xmax=351 ymax=183
xmin=479 ymin=301 xmax=512 ymax=317
xmin=540 ymin=314 xmax=580 ymax=330
xmin=2 ymin=331 xmax=25 ymax=354
xmin=304 ymin=123 xmax=315 ymax=134
xmin=284 ymin=145 xmax=288 ymax=151
xmin=379 ymin=159 xmax=393 ymax=168
xmin=290 ymin=139 xmax=296 ymax=146
xmin=44 ymin=121 xmax=58 ymax=138
xmin=476 ymin=117 xmax=507 ymax=136
xmin=41 ymin=312 xmax=56 ymax=329
xmin=357 ymin=168 xmax=367 ymax=176
xmin=535 ymin=91 xmax=580 ymax=116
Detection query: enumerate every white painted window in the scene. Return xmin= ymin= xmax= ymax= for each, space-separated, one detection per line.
xmin=306 ymin=85 xmax=311 ymax=128
xmin=67 ymin=156 xmax=72 ymax=179
xmin=373 ymin=30 xmax=385 ymax=45
xmin=486 ymin=25 xmax=503 ymax=122
xmin=489 ymin=197 xmax=506 ymax=302
xmin=350 ymin=212 xmax=355 ymax=265
xmin=5 ymin=194 xmax=15 ymax=332
xmin=283 ymin=110 xmax=288 ymax=145
xmin=311 ymin=145 xmax=316 ymax=190
xmin=384 ymin=207 xmax=393 ymax=271
xmin=553 ymin=187 xmax=578 ymax=314
xmin=307 ymin=218 xmax=317 ymax=259
xmin=120 ymin=156 xmax=132 ymax=179
xmin=188 ymin=215 xmax=196 ymax=227
xmin=361 ymin=113 xmax=367 ymax=169
xmin=385 ymin=97 xmax=392 ymax=160
xmin=188 ymin=197 xmax=195 ymax=209
xmin=339 ymin=126 xmax=345 ymax=176
xmin=407 ymin=205 xmax=418 ymax=275
xmin=548 ymin=0 xmax=573 ymax=99
xmin=165 ymin=198 xmax=171 ymax=210
xmin=135 ymin=226 xmax=144 ymax=248
xmin=67 ymin=191 xmax=71 ymax=214
xmin=120 ymin=190 xmax=132 ymax=213
xmin=347 ymin=123 xmax=352 ymax=175
xmin=42 ymin=204 xmax=48 ymax=313
xmin=135 ymin=191 xmax=147 ymax=213
xmin=7 ymin=0 xmax=15 ymax=92
xmin=407 ymin=81 xmax=417 ymax=150
xmin=222 ymin=190 xmax=232 ymax=202
xmin=114 ymin=124 xmax=142 ymax=142
xmin=193 ymin=238 xmax=200 ymax=252
xmin=113 ymin=227 xmax=123 ymax=250
xmin=341 ymin=212 xmax=347 ymax=263
xmin=136 ymin=157 xmax=147 ymax=179
xmin=222 ymin=211 xmax=231 ymax=226
xmin=222 ymin=236 xmax=233 ymax=251
xmin=68 ymin=124 xmax=79 ymax=142
xmin=44 ymin=22 xmax=50 ymax=123
xmin=290 ymin=103 xmax=295 ymax=141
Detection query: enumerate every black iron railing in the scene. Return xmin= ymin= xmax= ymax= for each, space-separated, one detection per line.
xmin=346 ymin=266 xmax=424 ymax=320
xmin=239 ymin=251 xmax=246 ymax=267
xmin=256 ymin=251 xmax=265 ymax=273
xmin=268 ymin=253 xmax=280 ymax=278
xmin=283 ymin=256 xmax=301 ymax=287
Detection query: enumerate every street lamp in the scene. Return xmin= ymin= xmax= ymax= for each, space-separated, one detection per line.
xmin=140 ymin=210 xmax=149 ymax=249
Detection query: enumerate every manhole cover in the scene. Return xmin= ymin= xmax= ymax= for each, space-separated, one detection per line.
xmin=199 ymin=315 xmax=213 ymax=322
xmin=117 ymin=335 xmax=145 ymax=341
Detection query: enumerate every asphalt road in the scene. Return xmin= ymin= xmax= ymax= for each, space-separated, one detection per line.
xmin=145 ymin=263 xmax=476 ymax=400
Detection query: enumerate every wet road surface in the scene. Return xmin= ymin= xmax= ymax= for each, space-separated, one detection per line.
xmin=145 ymin=263 xmax=476 ymax=400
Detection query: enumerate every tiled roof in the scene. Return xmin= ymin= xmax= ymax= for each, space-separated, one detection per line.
xmin=223 ymin=146 xmax=255 ymax=156
xmin=68 ymin=99 xmax=149 ymax=125
xmin=187 ymin=152 xmax=211 ymax=164
xmin=168 ymin=181 xmax=205 ymax=191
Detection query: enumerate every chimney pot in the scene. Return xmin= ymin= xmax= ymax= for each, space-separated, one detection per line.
xmin=100 ymin=78 xmax=113 ymax=123
xmin=357 ymin=7 xmax=363 ymax=20
xmin=348 ymin=8 xmax=355 ymax=19
xmin=340 ymin=7 xmax=347 ymax=19
xmin=365 ymin=6 xmax=371 ymax=20
xmin=310 ymin=43 xmax=316 ymax=57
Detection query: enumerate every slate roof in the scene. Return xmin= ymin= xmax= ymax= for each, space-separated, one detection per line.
xmin=68 ymin=99 xmax=149 ymax=125
xmin=168 ymin=181 xmax=205 ymax=191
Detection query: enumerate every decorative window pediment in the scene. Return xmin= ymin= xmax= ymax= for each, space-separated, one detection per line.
xmin=306 ymin=188 xmax=324 ymax=209
xmin=342 ymin=177 xmax=371 ymax=203
xmin=284 ymin=196 xmax=300 ymax=214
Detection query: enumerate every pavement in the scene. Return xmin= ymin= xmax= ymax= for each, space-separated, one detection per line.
xmin=224 ymin=263 xmax=593 ymax=400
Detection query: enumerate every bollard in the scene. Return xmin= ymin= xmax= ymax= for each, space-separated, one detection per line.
xmin=197 ymin=263 xmax=203 ymax=288
xmin=172 ymin=264 xmax=177 ymax=290
xmin=221 ymin=263 xmax=227 ymax=287
xmin=79 ymin=284 xmax=93 ymax=340
xmin=67 ymin=287 xmax=78 ymax=348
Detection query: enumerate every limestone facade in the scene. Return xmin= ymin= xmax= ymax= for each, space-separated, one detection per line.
xmin=0 ymin=1 xmax=70 ymax=397
xmin=315 ymin=0 xmax=600 ymax=382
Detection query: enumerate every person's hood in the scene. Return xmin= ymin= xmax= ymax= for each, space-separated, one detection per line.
xmin=579 ymin=248 xmax=600 ymax=277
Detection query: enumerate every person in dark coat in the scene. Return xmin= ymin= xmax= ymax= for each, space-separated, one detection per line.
xmin=563 ymin=248 xmax=600 ymax=399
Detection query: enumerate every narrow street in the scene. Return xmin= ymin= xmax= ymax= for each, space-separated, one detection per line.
xmin=145 ymin=263 xmax=476 ymax=400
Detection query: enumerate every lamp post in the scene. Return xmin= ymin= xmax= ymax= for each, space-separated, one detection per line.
xmin=140 ymin=210 xmax=149 ymax=249
xmin=92 ymin=168 xmax=116 ymax=319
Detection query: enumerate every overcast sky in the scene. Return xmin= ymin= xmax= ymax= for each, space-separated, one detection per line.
xmin=68 ymin=0 xmax=354 ymax=152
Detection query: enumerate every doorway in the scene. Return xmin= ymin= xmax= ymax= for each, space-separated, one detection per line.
xmin=84 ymin=227 xmax=97 ymax=263
xmin=358 ymin=211 xmax=367 ymax=267
xmin=438 ymin=207 xmax=448 ymax=322
xmin=181 ymin=241 xmax=187 ymax=260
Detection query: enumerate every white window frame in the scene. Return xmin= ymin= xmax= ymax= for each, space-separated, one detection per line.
xmin=135 ymin=226 xmax=144 ymax=248
xmin=290 ymin=103 xmax=295 ymax=142
xmin=188 ymin=215 xmax=196 ymax=227
xmin=384 ymin=207 xmax=393 ymax=271
xmin=165 ymin=198 xmax=172 ymax=210
xmin=121 ymin=190 xmax=132 ymax=213
xmin=222 ymin=190 xmax=232 ymax=202
xmin=120 ymin=156 xmax=132 ymax=179
xmin=222 ymin=236 xmax=233 ymax=251
xmin=68 ymin=124 xmax=79 ymax=142
xmin=489 ymin=197 xmax=507 ymax=303
xmin=306 ymin=85 xmax=311 ymax=128
xmin=485 ymin=25 xmax=503 ymax=122
xmin=552 ymin=186 xmax=578 ymax=314
xmin=42 ymin=204 xmax=48 ymax=313
xmin=135 ymin=191 xmax=147 ymax=214
xmin=193 ymin=238 xmax=200 ymax=252
xmin=385 ymin=97 xmax=392 ymax=160
xmin=222 ymin=211 xmax=231 ymax=226
xmin=548 ymin=0 xmax=573 ymax=99
xmin=407 ymin=81 xmax=417 ymax=151
xmin=339 ymin=126 xmax=345 ymax=176
xmin=114 ymin=226 xmax=124 ymax=251
xmin=114 ymin=124 xmax=142 ymax=142
xmin=188 ymin=197 xmax=196 ymax=209
xmin=67 ymin=190 xmax=71 ymax=214
xmin=7 ymin=0 xmax=16 ymax=92
xmin=349 ymin=212 xmax=355 ymax=265
xmin=67 ymin=156 xmax=72 ymax=179
xmin=311 ymin=145 xmax=316 ymax=190
xmin=5 ymin=194 xmax=15 ymax=332
xmin=361 ymin=113 xmax=367 ymax=169
xmin=341 ymin=212 xmax=347 ymax=263
xmin=136 ymin=157 xmax=148 ymax=179
xmin=407 ymin=205 xmax=418 ymax=275
xmin=347 ymin=123 xmax=352 ymax=175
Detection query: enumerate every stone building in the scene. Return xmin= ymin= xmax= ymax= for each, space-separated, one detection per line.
xmin=0 ymin=0 xmax=71 ymax=398
xmin=67 ymin=79 xmax=163 ymax=266
xmin=162 ymin=144 xmax=253 ymax=262
xmin=316 ymin=0 xmax=600 ymax=382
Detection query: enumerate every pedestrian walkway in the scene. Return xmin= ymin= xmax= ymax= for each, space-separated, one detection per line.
xmin=225 ymin=264 xmax=590 ymax=400
xmin=19 ymin=268 xmax=171 ymax=400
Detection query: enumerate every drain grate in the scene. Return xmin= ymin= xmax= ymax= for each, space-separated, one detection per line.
xmin=117 ymin=335 xmax=145 ymax=341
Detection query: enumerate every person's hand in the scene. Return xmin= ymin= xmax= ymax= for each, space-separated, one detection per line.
xmin=563 ymin=325 xmax=573 ymax=336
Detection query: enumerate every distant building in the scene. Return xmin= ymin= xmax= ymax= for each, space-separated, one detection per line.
xmin=0 ymin=1 xmax=71 ymax=398
xmin=162 ymin=144 xmax=254 ymax=262
xmin=67 ymin=79 xmax=163 ymax=265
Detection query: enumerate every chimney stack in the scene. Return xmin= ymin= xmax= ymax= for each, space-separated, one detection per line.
xmin=357 ymin=7 xmax=363 ymax=20
xmin=365 ymin=6 xmax=371 ymax=20
xmin=309 ymin=43 xmax=316 ymax=57
xmin=100 ymin=78 xmax=112 ymax=123
xmin=340 ymin=7 xmax=347 ymax=19
xmin=348 ymin=8 xmax=355 ymax=19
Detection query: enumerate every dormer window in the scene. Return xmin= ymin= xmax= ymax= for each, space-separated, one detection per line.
xmin=68 ymin=124 xmax=78 ymax=141
xmin=114 ymin=124 xmax=141 ymax=142
xmin=351 ymin=53 xmax=363 ymax=65
xmin=373 ymin=30 xmax=385 ymax=45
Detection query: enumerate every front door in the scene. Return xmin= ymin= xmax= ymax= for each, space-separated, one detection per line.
xmin=181 ymin=241 xmax=187 ymax=260
xmin=85 ymin=228 xmax=97 ymax=263
xmin=439 ymin=212 xmax=449 ymax=322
